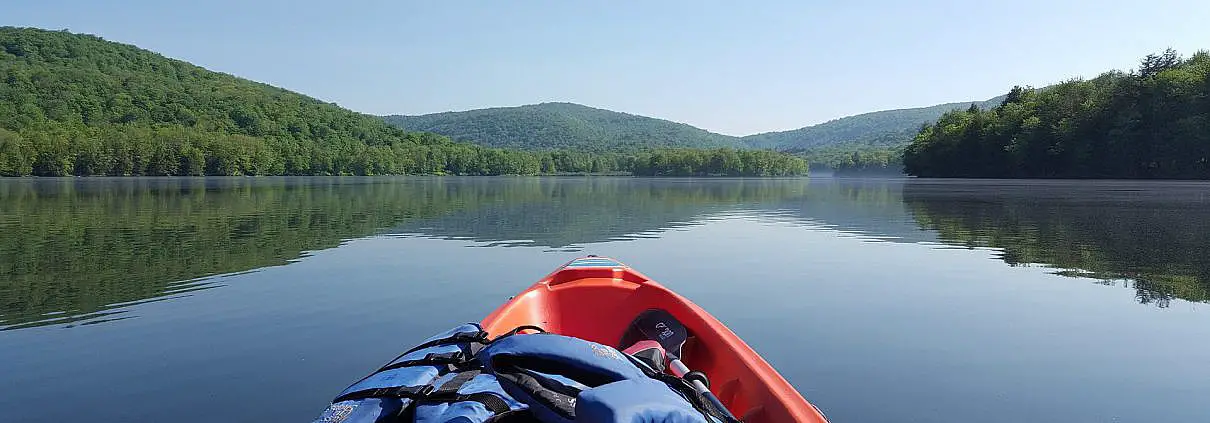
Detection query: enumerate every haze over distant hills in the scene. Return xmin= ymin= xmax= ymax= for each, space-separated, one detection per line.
xmin=385 ymin=97 xmax=1005 ymax=153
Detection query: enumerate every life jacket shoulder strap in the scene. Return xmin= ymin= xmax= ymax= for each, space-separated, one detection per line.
xmin=333 ymin=384 xmax=434 ymax=403
xmin=402 ymin=329 xmax=489 ymax=356
xmin=423 ymin=370 xmax=514 ymax=415
xmin=334 ymin=370 xmax=517 ymax=417
xmin=316 ymin=324 xmax=534 ymax=423
xmin=377 ymin=351 xmax=466 ymax=373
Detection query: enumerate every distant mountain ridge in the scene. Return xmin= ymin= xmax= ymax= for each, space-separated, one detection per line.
xmin=386 ymin=97 xmax=1007 ymax=153
xmin=741 ymin=96 xmax=1007 ymax=152
xmin=384 ymin=102 xmax=739 ymax=151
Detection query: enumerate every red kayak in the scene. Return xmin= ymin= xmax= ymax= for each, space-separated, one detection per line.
xmin=482 ymin=256 xmax=829 ymax=423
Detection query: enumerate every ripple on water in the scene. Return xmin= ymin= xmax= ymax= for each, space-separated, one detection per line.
xmin=0 ymin=276 xmax=223 ymax=331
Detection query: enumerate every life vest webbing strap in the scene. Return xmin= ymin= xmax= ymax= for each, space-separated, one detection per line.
xmin=423 ymin=370 xmax=513 ymax=414
xmin=433 ymin=370 xmax=482 ymax=396
xmin=332 ymin=370 xmax=512 ymax=415
xmin=402 ymin=331 xmax=490 ymax=356
xmin=493 ymin=368 xmax=578 ymax=419
xmin=377 ymin=351 xmax=465 ymax=372
xmin=490 ymin=325 xmax=546 ymax=342
xmin=332 ymin=384 xmax=434 ymax=403
xmin=451 ymin=392 xmax=512 ymax=415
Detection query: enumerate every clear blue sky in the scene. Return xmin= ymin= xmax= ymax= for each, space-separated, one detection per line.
xmin=7 ymin=0 xmax=1209 ymax=135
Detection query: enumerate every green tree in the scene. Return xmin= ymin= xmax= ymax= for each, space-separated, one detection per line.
xmin=905 ymin=50 xmax=1210 ymax=179
xmin=0 ymin=128 xmax=33 ymax=176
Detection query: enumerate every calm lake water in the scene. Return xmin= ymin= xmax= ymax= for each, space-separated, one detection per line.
xmin=1 ymin=176 xmax=1209 ymax=422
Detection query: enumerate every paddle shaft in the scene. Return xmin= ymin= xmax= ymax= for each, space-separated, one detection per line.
xmin=622 ymin=309 xmax=739 ymax=421
xmin=668 ymin=356 xmax=738 ymax=421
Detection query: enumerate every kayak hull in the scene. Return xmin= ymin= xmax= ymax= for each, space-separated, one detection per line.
xmin=481 ymin=257 xmax=828 ymax=423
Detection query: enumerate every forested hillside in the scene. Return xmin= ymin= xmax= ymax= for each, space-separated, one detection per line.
xmin=742 ymin=96 xmax=1005 ymax=152
xmin=0 ymin=27 xmax=557 ymax=176
xmin=0 ymin=27 xmax=806 ymax=177
xmin=384 ymin=103 xmax=740 ymax=151
xmin=385 ymin=96 xmax=1015 ymax=175
xmin=387 ymin=98 xmax=1008 ymax=158
xmin=904 ymin=50 xmax=1210 ymax=179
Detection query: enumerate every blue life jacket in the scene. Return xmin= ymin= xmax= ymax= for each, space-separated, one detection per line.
xmin=313 ymin=324 xmax=722 ymax=423
xmin=312 ymin=323 xmax=528 ymax=423
xmin=481 ymin=332 xmax=717 ymax=423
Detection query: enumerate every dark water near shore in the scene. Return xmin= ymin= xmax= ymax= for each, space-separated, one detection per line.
xmin=1 ymin=176 xmax=1208 ymax=422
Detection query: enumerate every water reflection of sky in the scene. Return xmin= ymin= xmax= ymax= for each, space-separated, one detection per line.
xmin=3 ymin=177 xmax=1209 ymax=332
xmin=3 ymin=178 xmax=1210 ymax=423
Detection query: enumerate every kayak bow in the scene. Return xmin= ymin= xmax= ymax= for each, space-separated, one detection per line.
xmin=481 ymin=256 xmax=829 ymax=423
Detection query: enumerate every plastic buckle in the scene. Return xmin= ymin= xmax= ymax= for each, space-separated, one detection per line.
xmin=394 ymin=385 xmax=435 ymax=398
xmin=424 ymin=351 xmax=463 ymax=363
xmin=458 ymin=330 xmax=490 ymax=343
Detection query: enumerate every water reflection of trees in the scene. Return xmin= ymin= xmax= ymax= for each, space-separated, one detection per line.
xmin=0 ymin=177 xmax=810 ymax=329
xmin=5 ymin=177 xmax=1205 ymax=330
xmin=902 ymin=181 xmax=1210 ymax=307
xmin=387 ymin=178 xmax=810 ymax=247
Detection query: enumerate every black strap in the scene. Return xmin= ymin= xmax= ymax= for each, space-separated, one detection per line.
xmin=377 ymin=351 xmax=465 ymax=373
xmin=489 ymin=325 xmax=546 ymax=342
xmin=458 ymin=392 xmax=512 ymax=415
xmin=648 ymin=371 xmax=740 ymax=423
xmin=624 ymin=355 xmax=738 ymax=422
xmin=366 ymin=328 xmax=488 ymax=376
xmin=333 ymin=384 xmax=434 ymax=403
xmin=493 ymin=369 xmax=578 ymax=419
xmin=424 ymin=370 xmax=514 ymax=415
xmin=433 ymin=370 xmax=481 ymax=396
xmin=484 ymin=408 xmax=535 ymax=423
xmin=403 ymin=330 xmax=490 ymax=356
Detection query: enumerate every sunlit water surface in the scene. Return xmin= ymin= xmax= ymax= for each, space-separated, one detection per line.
xmin=1 ymin=177 xmax=1208 ymax=422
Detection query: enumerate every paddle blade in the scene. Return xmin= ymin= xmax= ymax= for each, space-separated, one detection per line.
xmin=620 ymin=309 xmax=690 ymax=359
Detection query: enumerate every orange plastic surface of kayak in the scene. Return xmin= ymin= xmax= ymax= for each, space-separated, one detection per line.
xmin=481 ymin=258 xmax=829 ymax=423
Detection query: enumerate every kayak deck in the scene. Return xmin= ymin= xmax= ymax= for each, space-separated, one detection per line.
xmin=481 ymin=257 xmax=828 ymax=423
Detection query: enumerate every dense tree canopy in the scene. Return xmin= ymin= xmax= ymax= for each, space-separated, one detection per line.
xmin=904 ymin=50 xmax=1210 ymax=178
xmin=385 ymin=102 xmax=741 ymax=152
xmin=742 ymin=96 xmax=1005 ymax=151
xmin=0 ymin=27 xmax=805 ymax=177
xmin=387 ymin=96 xmax=1008 ymax=159
xmin=631 ymin=148 xmax=808 ymax=176
xmin=0 ymin=27 xmax=565 ymax=176
xmin=805 ymin=143 xmax=904 ymax=175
